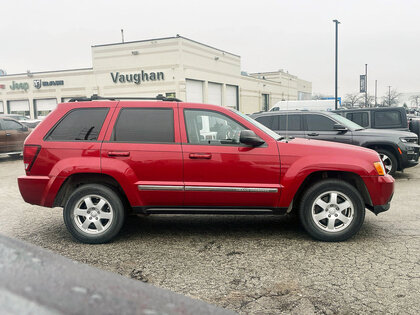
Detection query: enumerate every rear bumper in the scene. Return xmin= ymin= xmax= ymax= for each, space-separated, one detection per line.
xmin=362 ymin=174 xmax=394 ymax=214
xmin=18 ymin=175 xmax=59 ymax=207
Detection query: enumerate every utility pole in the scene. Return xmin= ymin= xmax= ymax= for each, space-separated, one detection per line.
xmin=388 ymin=85 xmax=392 ymax=107
xmin=375 ymin=80 xmax=377 ymax=107
xmin=121 ymin=29 xmax=125 ymax=43
xmin=365 ymin=64 xmax=368 ymax=107
xmin=333 ymin=19 xmax=340 ymax=110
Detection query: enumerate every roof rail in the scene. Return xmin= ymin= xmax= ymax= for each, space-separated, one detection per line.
xmin=68 ymin=94 xmax=182 ymax=102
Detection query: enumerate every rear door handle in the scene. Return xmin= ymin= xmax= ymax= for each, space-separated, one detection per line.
xmin=108 ymin=151 xmax=130 ymax=157
xmin=6 ymin=133 xmax=11 ymax=136
xmin=189 ymin=153 xmax=212 ymax=159
xmin=307 ymin=133 xmax=319 ymax=136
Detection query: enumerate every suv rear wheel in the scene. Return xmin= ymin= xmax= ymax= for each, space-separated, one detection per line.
xmin=299 ymin=179 xmax=365 ymax=242
xmin=63 ymin=184 xmax=125 ymax=244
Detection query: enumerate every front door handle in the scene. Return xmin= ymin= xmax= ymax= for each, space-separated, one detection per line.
xmin=189 ymin=153 xmax=212 ymax=159
xmin=108 ymin=151 xmax=130 ymax=157
xmin=6 ymin=133 xmax=11 ymax=136
xmin=307 ymin=133 xmax=319 ymax=136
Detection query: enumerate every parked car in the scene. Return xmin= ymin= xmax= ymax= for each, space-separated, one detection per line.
xmin=251 ymin=110 xmax=419 ymax=175
xmin=333 ymin=107 xmax=420 ymax=144
xmin=0 ymin=114 xmax=41 ymax=129
xmin=0 ymin=117 xmax=31 ymax=156
xmin=18 ymin=96 xmax=394 ymax=244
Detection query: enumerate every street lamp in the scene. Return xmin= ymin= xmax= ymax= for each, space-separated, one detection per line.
xmin=333 ymin=19 xmax=340 ymax=110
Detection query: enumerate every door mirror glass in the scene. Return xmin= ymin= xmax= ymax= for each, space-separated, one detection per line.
xmin=239 ymin=130 xmax=265 ymax=146
xmin=21 ymin=125 xmax=29 ymax=132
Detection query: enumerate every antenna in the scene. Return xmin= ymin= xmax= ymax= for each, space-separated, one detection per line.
xmin=121 ymin=29 xmax=124 ymax=43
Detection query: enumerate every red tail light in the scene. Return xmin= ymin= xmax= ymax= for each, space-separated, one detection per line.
xmin=23 ymin=145 xmax=41 ymax=172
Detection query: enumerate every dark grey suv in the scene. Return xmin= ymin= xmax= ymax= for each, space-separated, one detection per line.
xmin=251 ymin=110 xmax=419 ymax=175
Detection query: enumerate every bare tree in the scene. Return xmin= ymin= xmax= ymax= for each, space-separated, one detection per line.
xmin=410 ymin=95 xmax=420 ymax=108
xmin=381 ymin=89 xmax=401 ymax=107
xmin=343 ymin=93 xmax=362 ymax=107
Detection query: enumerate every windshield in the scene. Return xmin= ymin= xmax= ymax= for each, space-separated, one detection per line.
xmin=229 ymin=109 xmax=281 ymax=140
xmin=329 ymin=113 xmax=364 ymax=130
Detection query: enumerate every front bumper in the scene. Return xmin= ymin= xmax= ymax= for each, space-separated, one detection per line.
xmin=362 ymin=174 xmax=394 ymax=214
xmin=399 ymin=142 xmax=420 ymax=169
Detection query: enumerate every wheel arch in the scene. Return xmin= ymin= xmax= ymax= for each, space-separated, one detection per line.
xmin=291 ymin=170 xmax=372 ymax=213
xmin=53 ymin=173 xmax=131 ymax=211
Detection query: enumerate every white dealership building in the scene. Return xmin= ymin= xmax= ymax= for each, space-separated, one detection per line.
xmin=0 ymin=36 xmax=312 ymax=118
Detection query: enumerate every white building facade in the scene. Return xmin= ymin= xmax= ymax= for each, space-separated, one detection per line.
xmin=0 ymin=36 xmax=311 ymax=118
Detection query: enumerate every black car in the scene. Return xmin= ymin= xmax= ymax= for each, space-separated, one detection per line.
xmin=251 ymin=110 xmax=420 ymax=175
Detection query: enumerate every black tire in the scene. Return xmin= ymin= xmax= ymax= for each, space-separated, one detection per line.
xmin=375 ymin=148 xmax=397 ymax=175
xmin=63 ymin=184 xmax=125 ymax=244
xmin=299 ymin=179 xmax=365 ymax=242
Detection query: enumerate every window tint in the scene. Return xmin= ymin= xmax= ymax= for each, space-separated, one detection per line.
xmin=184 ymin=109 xmax=246 ymax=145
xmin=278 ymin=115 xmax=302 ymax=131
xmin=112 ymin=108 xmax=174 ymax=143
xmin=46 ymin=108 xmax=108 ymax=141
xmin=3 ymin=119 xmax=23 ymax=130
xmin=306 ymin=114 xmax=336 ymax=131
xmin=255 ymin=116 xmax=273 ymax=129
xmin=374 ymin=111 xmax=402 ymax=127
xmin=346 ymin=112 xmax=369 ymax=127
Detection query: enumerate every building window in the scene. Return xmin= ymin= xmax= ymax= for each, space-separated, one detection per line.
xmin=225 ymin=85 xmax=239 ymax=110
xmin=186 ymin=79 xmax=204 ymax=103
xmin=208 ymin=82 xmax=222 ymax=106
xmin=7 ymin=100 xmax=30 ymax=117
xmin=262 ymin=94 xmax=269 ymax=111
xmin=34 ymin=98 xmax=57 ymax=119
xmin=0 ymin=101 xmax=3 ymax=114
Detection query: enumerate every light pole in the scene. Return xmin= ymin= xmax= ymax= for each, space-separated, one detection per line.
xmin=375 ymin=80 xmax=377 ymax=107
xmin=333 ymin=19 xmax=340 ymax=110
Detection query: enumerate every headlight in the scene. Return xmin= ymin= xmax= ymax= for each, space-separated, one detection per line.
xmin=374 ymin=161 xmax=385 ymax=176
xmin=400 ymin=137 xmax=418 ymax=143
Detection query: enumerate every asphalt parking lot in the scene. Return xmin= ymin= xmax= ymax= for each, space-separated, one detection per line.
xmin=0 ymin=156 xmax=419 ymax=315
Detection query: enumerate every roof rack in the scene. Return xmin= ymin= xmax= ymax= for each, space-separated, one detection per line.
xmin=68 ymin=94 xmax=182 ymax=102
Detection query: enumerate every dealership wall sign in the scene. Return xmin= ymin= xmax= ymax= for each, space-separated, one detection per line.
xmin=10 ymin=81 xmax=29 ymax=91
xmin=110 ymin=70 xmax=164 ymax=85
xmin=33 ymin=79 xmax=64 ymax=89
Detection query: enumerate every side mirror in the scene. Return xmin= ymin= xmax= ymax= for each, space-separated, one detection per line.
xmin=334 ymin=124 xmax=348 ymax=132
xmin=240 ymin=130 xmax=265 ymax=146
xmin=21 ymin=126 xmax=28 ymax=132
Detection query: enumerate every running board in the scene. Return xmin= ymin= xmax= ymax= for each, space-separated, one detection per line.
xmin=133 ymin=207 xmax=287 ymax=215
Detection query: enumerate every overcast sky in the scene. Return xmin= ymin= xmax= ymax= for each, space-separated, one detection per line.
xmin=2 ymin=0 xmax=420 ymax=99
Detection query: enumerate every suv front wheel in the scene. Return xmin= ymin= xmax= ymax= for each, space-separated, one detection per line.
xmin=299 ymin=179 xmax=365 ymax=242
xmin=63 ymin=184 xmax=126 ymax=244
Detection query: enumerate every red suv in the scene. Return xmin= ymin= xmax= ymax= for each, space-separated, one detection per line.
xmin=18 ymin=96 xmax=394 ymax=243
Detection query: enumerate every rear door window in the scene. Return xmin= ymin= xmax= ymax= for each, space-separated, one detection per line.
xmin=278 ymin=115 xmax=302 ymax=131
xmin=112 ymin=108 xmax=174 ymax=143
xmin=45 ymin=108 xmax=109 ymax=141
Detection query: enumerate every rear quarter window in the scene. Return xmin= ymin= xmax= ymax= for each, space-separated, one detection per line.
xmin=374 ymin=110 xmax=402 ymax=128
xmin=346 ymin=112 xmax=369 ymax=127
xmin=45 ymin=108 xmax=109 ymax=141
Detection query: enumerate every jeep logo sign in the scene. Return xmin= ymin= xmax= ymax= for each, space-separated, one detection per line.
xmin=110 ymin=70 xmax=164 ymax=85
xmin=10 ymin=81 xmax=29 ymax=91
